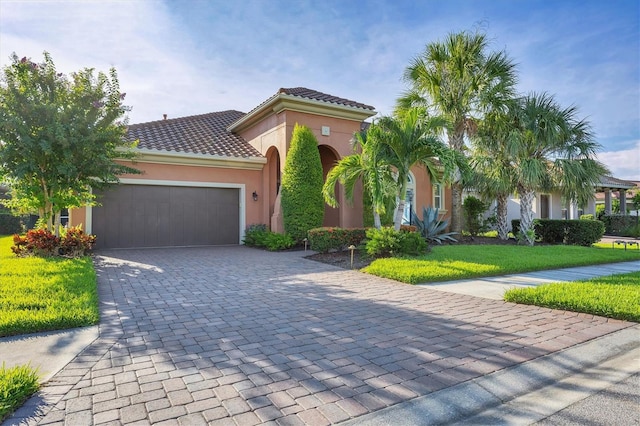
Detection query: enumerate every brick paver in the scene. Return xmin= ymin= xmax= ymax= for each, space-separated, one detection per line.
xmin=9 ymin=246 xmax=633 ymax=425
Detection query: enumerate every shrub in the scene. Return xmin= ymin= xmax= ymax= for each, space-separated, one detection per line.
xmin=565 ymin=220 xmax=605 ymax=246
xmin=365 ymin=227 xmax=427 ymax=257
xmin=59 ymin=226 xmax=96 ymax=257
xmin=0 ymin=214 xmax=21 ymax=235
xmin=11 ymin=229 xmax=60 ymax=257
xmin=601 ymin=214 xmax=639 ymax=236
xmin=621 ymin=224 xmax=640 ymax=238
xmin=263 ymin=233 xmax=295 ymax=251
xmin=280 ymin=124 xmax=324 ymax=241
xmin=535 ymin=219 xmax=566 ymax=244
xmin=307 ymin=227 xmax=367 ymax=253
xmin=580 ymin=214 xmax=594 ymax=220
xmin=412 ymin=206 xmax=457 ymax=244
xmin=511 ymin=219 xmax=521 ymax=236
xmin=243 ymin=224 xmax=269 ymax=247
xmin=462 ymin=196 xmax=488 ymax=237
xmin=0 ymin=363 xmax=40 ymax=421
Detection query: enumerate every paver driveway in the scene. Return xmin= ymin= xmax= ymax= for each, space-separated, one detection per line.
xmin=26 ymin=247 xmax=631 ymax=425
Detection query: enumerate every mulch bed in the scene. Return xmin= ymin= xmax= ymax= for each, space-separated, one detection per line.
xmin=306 ymin=236 xmax=518 ymax=270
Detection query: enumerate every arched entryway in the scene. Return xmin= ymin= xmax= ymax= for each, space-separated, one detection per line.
xmin=318 ymin=145 xmax=340 ymax=227
xmin=265 ymin=146 xmax=283 ymax=232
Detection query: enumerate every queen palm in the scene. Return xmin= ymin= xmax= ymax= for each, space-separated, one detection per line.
xmin=322 ymin=127 xmax=395 ymax=229
xmin=399 ymin=30 xmax=517 ymax=233
xmin=506 ymin=92 xmax=608 ymax=245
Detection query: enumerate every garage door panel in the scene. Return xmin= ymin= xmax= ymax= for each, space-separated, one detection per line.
xmin=92 ymin=185 xmax=240 ymax=249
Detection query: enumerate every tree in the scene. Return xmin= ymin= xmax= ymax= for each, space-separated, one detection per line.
xmin=506 ymin=93 xmax=609 ymax=245
xmin=322 ymin=128 xmax=395 ymax=229
xmin=372 ymin=109 xmax=458 ymax=230
xmin=281 ymin=124 xmax=324 ymax=241
xmin=398 ymin=30 xmax=517 ymax=233
xmin=470 ymin=107 xmax=518 ymax=240
xmin=0 ymin=52 xmax=139 ymax=233
xmin=632 ymin=193 xmax=640 ymax=211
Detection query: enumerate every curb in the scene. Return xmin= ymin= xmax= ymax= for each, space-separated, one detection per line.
xmin=340 ymin=324 xmax=640 ymax=425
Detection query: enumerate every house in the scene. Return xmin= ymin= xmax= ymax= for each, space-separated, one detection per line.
xmin=69 ymin=87 xmax=450 ymax=249
xmin=494 ymin=175 xmax=637 ymax=226
xmin=594 ymin=178 xmax=639 ymax=214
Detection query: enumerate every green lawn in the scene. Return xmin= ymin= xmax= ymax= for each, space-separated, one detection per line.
xmin=504 ymin=271 xmax=640 ymax=322
xmin=0 ymin=235 xmax=99 ymax=337
xmin=364 ymin=244 xmax=640 ymax=284
xmin=0 ymin=363 xmax=39 ymax=422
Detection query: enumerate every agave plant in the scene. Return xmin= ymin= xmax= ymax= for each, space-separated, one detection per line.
xmin=411 ymin=206 xmax=458 ymax=244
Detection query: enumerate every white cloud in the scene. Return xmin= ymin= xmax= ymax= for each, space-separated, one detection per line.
xmin=597 ymin=141 xmax=640 ymax=180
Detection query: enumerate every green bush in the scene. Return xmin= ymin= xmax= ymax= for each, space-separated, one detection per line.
xmin=365 ymin=227 xmax=427 ymax=257
xmin=307 ymin=227 xmax=367 ymax=253
xmin=243 ymin=224 xmax=269 ymax=247
xmin=580 ymin=214 xmax=594 ymax=220
xmin=0 ymin=215 xmax=21 ymax=235
xmin=462 ymin=196 xmax=488 ymax=237
xmin=280 ymin=124 xmax=324 ymax=241
xmin=601 ymin=214 xmax=639 ymax=236
xmin=0 ymin=363 xmax=40 ymax=421
xmin=621 ymin=224 xmax=640 ymax=238
xmin=512 ymin=218 xmax=604 ymax=246
xmin=263 ymin=233 xmax=295 ymax=251
xmin=565 ymin=220 xmax=605 ymax=246
xmin=511 ymin=219 xmax=521 ymax=236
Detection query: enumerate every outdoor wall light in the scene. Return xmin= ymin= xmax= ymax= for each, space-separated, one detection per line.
xmin=252 ymin=191 xmax=259 ymax=201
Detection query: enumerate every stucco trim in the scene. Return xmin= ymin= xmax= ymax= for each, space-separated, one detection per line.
xmin=125 ymin=149 xmax=266 ymax=170
xmin=228 ymin=93 xmax=376 ymax=133
xmin=87 ymin=179 xmax=246 ymax=244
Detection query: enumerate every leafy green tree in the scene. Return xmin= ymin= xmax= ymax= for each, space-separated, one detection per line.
xmin=631 ymin=193 xmax=640 ymax=211
xmin=323 ymin=128 xmax=395 ymax=229
xmin=372 ymin=108 xmax=460 ymax=230
xmin=281 ymin=124 xmax=324 ymax=241
xmin=398 ymin=30 xmax=517 ymax=233
xmin=0 ymin=52 xmax=139 ymax=233
xmin=505 ymin=93 xmax=608 ymax=245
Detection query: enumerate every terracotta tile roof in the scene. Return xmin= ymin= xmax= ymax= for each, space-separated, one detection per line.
xmin=126 ymin=111 xmax=263 ymax=158
xmin=279 ymin=87 xmax=376 ymax=111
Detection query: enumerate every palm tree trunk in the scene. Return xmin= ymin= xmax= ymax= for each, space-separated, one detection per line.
xmin=450 ymin=183 xmax=463 ymax=233
xmin=519 ymin=187 xmax=536 ymax=246
xmin=394 ymin=199 xmax=405 ymax=231
xmin=373 ymin=210 xmax=382 ymax=229
xmin=496 ymin=193 xmax=509 ymax=240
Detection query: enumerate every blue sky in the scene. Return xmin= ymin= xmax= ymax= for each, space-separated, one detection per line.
xmin=1 ymin=0 xmax=638 ymax=179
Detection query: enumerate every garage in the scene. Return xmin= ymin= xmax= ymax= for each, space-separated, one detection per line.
xmin=92 ymin=184 xmax=240 ymax=249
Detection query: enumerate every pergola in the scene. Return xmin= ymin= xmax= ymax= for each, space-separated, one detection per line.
xmin=596 ymin=176 xmax=637 ymax=214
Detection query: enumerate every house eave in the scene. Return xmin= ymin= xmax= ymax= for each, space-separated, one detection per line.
xmin=122 ymin=148 xmax=266 ymax=170
xmin=227 ymin=93 xmax=376 ymax=133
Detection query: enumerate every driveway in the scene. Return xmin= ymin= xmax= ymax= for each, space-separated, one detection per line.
xmin=20 ymin=246 xmax=632 ymax=425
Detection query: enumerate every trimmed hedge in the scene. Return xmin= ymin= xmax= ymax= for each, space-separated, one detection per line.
xmin=601 ymin=215 xmax=639 ymax=236
xmin=280 ymin=124 xmax=324 ymax=241
xmin=308 ymin=227 xmax=367 ymax=253
xmin=511 ymin=219 xmax=604 ymax=246
xmin=0 ymin=214 xmax=21 ymax=235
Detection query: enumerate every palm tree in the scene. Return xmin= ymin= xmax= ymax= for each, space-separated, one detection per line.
xmin=398 ymin=30 xmax=517 ymax=233
xmin=506 ymin=92 xmax=609 ymax=245
xmin=322 ymin=128 xmax=395 ymax=229
xmin=372 ymin=108 xmax=456 ymax=230
xmin=470 ymin=108 xmax=517 ymax=240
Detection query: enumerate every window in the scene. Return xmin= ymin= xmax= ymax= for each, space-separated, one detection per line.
xmin=433 ymin=183 xmax=444 ymax=210
xmin=60 ymin=208 xmax=69 ymax=227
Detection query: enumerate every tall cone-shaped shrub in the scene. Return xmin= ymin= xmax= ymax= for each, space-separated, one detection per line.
xmin=281 ymin=124 xmax=324 ymax=241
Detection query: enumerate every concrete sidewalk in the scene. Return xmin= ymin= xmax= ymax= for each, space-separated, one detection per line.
xmin=421 ymin=260 xmax=640 ymax=300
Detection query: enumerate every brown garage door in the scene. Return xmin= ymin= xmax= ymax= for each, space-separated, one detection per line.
xmin=92 ymin=185 xmax=239 ymax=249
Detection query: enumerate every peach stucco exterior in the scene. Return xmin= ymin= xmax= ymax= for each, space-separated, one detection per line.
xmin=70 ymin=88 xmax=452 ymax=247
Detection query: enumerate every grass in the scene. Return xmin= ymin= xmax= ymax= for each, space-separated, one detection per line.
xmin=504 ymin=271 xmax=640 ymax=322
xmin=0 ymin=363 xmax=39 ymax=421
xmin=364 ymin=244 xmax=640 ymax=284
xmin=0 ymin=235 xmax=99 ymax=337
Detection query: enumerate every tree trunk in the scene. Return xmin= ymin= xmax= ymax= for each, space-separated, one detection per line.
xmin=496 ymin=193 xmax=509 ymax=240
xmin=394 ymin=199 xmax=405 ymax=231
xmin=373 ymin=210 xmax=381 ymax=229
xmin=519 ymin=187 xmax=536 ymax=246
xmin=450 ymin=183 xmax=463 ymax=233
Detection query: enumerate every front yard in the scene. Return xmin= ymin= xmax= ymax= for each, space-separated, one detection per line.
xmin=363 ymin=244 xmax=640 ymax=284
xmin=0 ymin=235 xmax=99 ymax=338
